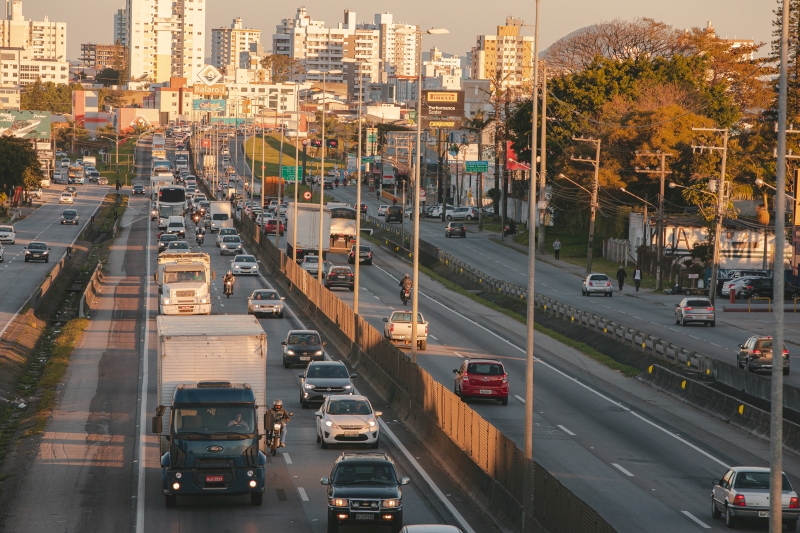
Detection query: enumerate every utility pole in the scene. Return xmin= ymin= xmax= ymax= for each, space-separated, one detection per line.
xmin=536 ymin=65 xmax=547 ymax=253
xmin=692 ymin=127 xmax=729 ymax=306
xmin=634 ymin=151 xmax=673 ymax=290
xmin=571 ymin=137 xmax=601 ymax=274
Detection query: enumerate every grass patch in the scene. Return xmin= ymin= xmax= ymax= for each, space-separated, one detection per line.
xmin=244 ymin=135 xmax=342 ymax=177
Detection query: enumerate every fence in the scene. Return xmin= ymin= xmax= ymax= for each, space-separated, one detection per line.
xmin=603 ymin=238 xmax=633 ymax=266
xmin=233 ymin=209 xmax=616 ymax=533
xmin=79 ymin=262 xmax=104 ymax=318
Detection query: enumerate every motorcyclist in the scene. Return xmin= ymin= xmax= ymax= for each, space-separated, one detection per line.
xmin=267 ymin=399 xmax=290 ymax=447
xmin=196 ymin=226 xmax=205 ymax=244
xmin=399 ymin=274 xmax=412 ymax=301
xmin=223 ymin=270 xmax=235 ymax=294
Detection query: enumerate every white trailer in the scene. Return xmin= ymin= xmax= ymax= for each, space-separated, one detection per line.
xmin=286 ymin=202 xmax=331 ymax=261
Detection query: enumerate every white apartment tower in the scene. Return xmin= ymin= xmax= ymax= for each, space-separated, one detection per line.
xmin=211 ymin=17 xmax=261 ymax=73
xmin=0 ymin=1 xmax=67 ymax=61
xmin=126 ymin=0 xmax=205 ymax=84
xmin=114 ymin=8 xmax=127 ymax=47
xmin=367 ymin=13 xmax=418 ymax=78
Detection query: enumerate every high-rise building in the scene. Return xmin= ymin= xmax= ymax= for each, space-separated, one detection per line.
xmin=0 ymin=47 xmax=68 ymax=87
xmin=470 ymin=17 xmax=534 ymax=87
xmin=114 ymin=8 xmax=127 ymax=47
xmin=423 ymin=47 xmax=461 ymax=78
xmin=80 ymin=43 xmax=125 ymax=70
xmin=211 ymin=17 xmax=261 ymax=73
xmin=0 ymin=1 xmax=67 ymax=61
xmin=126 ymin=0 xmax=205 ymax=84
xmin=363 ymin=13 xmax=418 ymax=78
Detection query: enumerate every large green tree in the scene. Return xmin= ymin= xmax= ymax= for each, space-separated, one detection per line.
xmin=21 ymin=81 xmax=85 ymax=113
xmin=0 ymin=137 xmax=42 ymax=194
xmin=259 ymin=54 xmax=304 ymax=83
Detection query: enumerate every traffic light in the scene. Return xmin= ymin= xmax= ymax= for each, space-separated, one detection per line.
xmin=310 ymin=139 xmax=322 ymax=148
xmin=326 ymin=139 xmax=338 ymax=149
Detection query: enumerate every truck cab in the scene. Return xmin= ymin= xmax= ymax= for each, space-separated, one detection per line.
xmin=155 ymin=252 xmax=214 ymax=315
xmin=152 ymin=381 xmax=266 ymax=507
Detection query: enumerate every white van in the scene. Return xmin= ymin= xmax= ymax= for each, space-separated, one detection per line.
xmin=164 ymin=216 xmax=186 ymax=238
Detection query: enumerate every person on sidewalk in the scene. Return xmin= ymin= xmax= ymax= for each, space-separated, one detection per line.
xmin=633 ymin=267 xmax=642 ymax=292
xmin=553 ymin=239 xmax=561 ymax=260
xmin=616 ymin=265 xmax=627 ymax=291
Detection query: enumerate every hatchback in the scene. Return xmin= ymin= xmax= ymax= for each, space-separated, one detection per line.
xmin=581 ymin=273 xmax=613 ymax=297
xmin=453 ymin=358 xmax=509 ymax=405
xmin=157 ymin=233 xmax=178 ymax=253
xmin=737 ymin=336 xmax=790 ymax=375
xmin=282 ymin=330 xmax=325 ymax=367
xmin=264 ymin=218 xmax=284 ymax=236
xmin=24 ymin=241 xmax=50 ymax=262
xmin=60 ymin=209 xmax=79 ymax=225
xmin=219 ymin=235 xmax=243 ymax=255
xmin=445 ymin=222 xmax=466 ymax=238
xmin=325 ymin=265 xmax=354 ymax=291
xmin=348 ymin=244 xmax=373 ymax=265
xmin=132 ymin=185 xmax=146 ymax=195
xmin=447 ymin=207 xmax=479 ymax=221
xmin=674 ymin=298 xmax=715 ymax=327
xmin=377 ymin=205 xmax=389 ymax=216
xmin=299 ymin=361 xmax=356 ymax=407
xmin=0 ymin=225 xmax=16 ymax=244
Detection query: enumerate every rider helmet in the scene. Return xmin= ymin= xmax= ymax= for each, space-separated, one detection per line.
xmin=273 ymin=399 xmax=283 ymax=408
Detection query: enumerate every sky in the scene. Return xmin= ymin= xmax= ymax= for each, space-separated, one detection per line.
xmin=22 ymin=0 xmax=775 ymax=64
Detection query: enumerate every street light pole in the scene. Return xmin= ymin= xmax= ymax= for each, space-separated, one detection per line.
xmin=319 ymin=72 xmax=328 ymax=283
xmin=354 ymin=62 xmax=364 ymax=314
xmin=571 ymin=137 xmax=601 ymax=274
xmin=634 ymin=151 xmax=673 ymax=290
xmin=293 ymin=89 xmax=300 ymax=263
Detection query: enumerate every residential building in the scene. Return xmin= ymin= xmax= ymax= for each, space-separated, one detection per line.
xmin=126 ymin=0 xmax=206 ymax=84
xmin=0 ymin=47 xmax=69 ymax=87
xmin=470 ymin=16 xmax=534 ymax=86
xmin=225 ymin=76 xmax=299 ymax=115
xmin=423 ymin=47 xmax=462 ymax=78
xmin=114 ymin=8 xmax=128 ymax=47
xmin=0 ymin=1 xmax=66 ymax=61
xmin=80 ymin=43 xmax=124 ymax=70
xmin=142 ymin=76 xmax=195 ymax=120
xmin=423 ymin=75 xmax=461 ymax=91
xmin=362 ymin=13 xmax=418 ymax=78
xmin=0 ymin=86 xmax=20 ymax=109
xmin=211 ymin=17 xmax=261 ymax=73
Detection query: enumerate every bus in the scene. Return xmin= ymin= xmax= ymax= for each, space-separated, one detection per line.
xmin=152 ymin=133 xmax=166 ymax=159
xmin=156 ymin=186 xmax=186 ymax=229
xmin=381 ymin=163 xmax=395 ymax=187
xmin=67 ymin=165 xmax=85 ymax=184
xmin=329 ymin=205 xmax=357 ymax=250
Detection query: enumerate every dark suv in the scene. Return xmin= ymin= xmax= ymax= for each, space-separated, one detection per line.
xmin=348 ymin=244 xmax=373 ymax=265
xmin=737 ymin=278 xmax=800 ymax=300
xmin=385 ymin=205 xmax=403 ymax=223
xmin=282 ymin=329 xmax=325 ymax=367
xmin=737 ymin=336 xmax=790 ymax=375
xmin=298 ymin=360 xmax=356 ymax=407
xmin=321 ymin=452 xmax=410 ymax=533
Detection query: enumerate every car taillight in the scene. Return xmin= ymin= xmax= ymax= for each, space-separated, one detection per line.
xmin=368 ymin=252 xmax=372 ymax=257
xmin=684 ymin=307 xmax=693 ymax=311
xmin=389 ymin=325 xmax=394 ymax=333
xmin=746 ymin=285 xmax=753 ymax=290
xmin=752 ymin=350 xmax=761 ymax=355
xmin=606 ymin=282 xmax=611 ymax=286
xmin=706 ymin=307 xmax=714 ymax=311
xmin=784 ymin=349 xmax=790 ymax=355
xmin=589 ymin=282 xmax=593 ymax=287
xmin=791 ymin=497 xmax=799 ymax=509
xmin=502 ymin=374 xmax=508 ymax=383
xmin=733 ymin=494 xmax=746 ymax=507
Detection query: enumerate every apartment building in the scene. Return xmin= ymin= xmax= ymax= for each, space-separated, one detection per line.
xmin=211 ymin=17 xmax=261 ymax=73
xmin=0 ymin=86 xmax=20 ymax=109
xmin=80 ymin=43 xmax=124 ymax=70
xmin=126 ymin=0 xmax=205 ymax=84
xmin=470 ymin=16 xmax=534 ymax=86
xmin=424 ymin=47 xmax=462 ymax=78
xmin=114 ymin=8 xmax=128 ymax=47
xmin=363 ymin=13 xmax=418 ymax=77
xmin=0 ymin=47 xmax=69 ymax=87
xmin=0 ymin=1 xmax=66 ymax=61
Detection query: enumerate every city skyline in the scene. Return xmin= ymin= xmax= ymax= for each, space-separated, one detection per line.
xmin=22 ymin=0 xmax=772 ymax=65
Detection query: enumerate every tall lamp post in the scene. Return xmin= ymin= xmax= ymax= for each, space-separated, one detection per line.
xmin=396 ymin=26 xmax=449 ymax=364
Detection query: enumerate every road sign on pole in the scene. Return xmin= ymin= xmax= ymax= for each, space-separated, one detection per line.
xmin=281 ymin=165 xmax=297 ymax=180
xmin=465 ymin=160 xmax=489 ymax=173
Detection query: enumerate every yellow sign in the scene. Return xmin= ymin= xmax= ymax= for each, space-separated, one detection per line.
xmin=427 ymin=92 xmax=459 ymax=103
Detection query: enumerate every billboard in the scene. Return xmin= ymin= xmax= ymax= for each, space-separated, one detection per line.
xmin=193 ymin=99 xmax=226 ymax=112
xmin=421 ymin=90 xmax=464 ymax=117
xmin=0 ymin=110 xmax=51 ymax=139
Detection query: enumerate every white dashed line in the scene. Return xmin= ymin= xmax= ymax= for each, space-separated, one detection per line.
xmin=298 ymin=487 xmax=309 ymax=501
xmin=283 ymin=453 xmax=292 ymax=464
xmin=429 ymin=335 xmax=438 ymax=341
xmin=557 ymin=425 xmax=575 ymax=436
xmin=452 ymin=351 xmax=465 ymax=358
xmin=611 ymin=463 xmax=634 ymax=477
xmin=681 ymin=511 xmax=711 ymax=529
xmin=514 ymin=395 xmax=526 ymax=404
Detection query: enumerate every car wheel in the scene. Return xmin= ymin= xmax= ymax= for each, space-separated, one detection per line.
xmin=250 ymin=492 xmax=263 ymax=506
xmin=446 ymin=233 xmax=450 ymax=238
xmin=462 ymin=234 xmax=466 ymax=238
xmin=711 ymin=499 xmax=721 ymax=519
xmin=301 ymin=397 xmax=308 ymax=409
xmin=321 ymin=439 xmax=328 ymax=449
xmin=446 ymin=215 xmax=452 ymax=221
xmin=581 ymin=288 xmax=586 ymax=296
xmin=785 ymin=368 xmax=791 ymax=376
xmin=466 ymin=215 xmax=473 ymax=221
xmin=45 ymin=257 xmax=49 ymax=263
xmin=420 ymin=339 xmax=427 ymax=351
xmin=608 ymin=291 xmax=612 ymax=297
xmin=725 ymin=505 xmax=735 ymax=528
xmin=165 ymin=494 xmax=177 ymax=508
xmin=787 ymin=520 xmax=798 ymax=532
xmin=327 ymin=520 xmax=338 ymax=533
xmin=710 ymin=321 xmax=715 ymax=327
xmin=675 ymin=314 xmax=680 ymax=325
xmin=349 ymin=285 xmax=354 ymax=291
xmin=681 ymin=316 xmax=686 ymax=327
xmin=283 ymin=358 xmax=289 ymax=369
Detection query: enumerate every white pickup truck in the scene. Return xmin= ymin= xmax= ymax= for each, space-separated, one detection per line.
xmin=382 ymin=311 xmax=428 ymax=350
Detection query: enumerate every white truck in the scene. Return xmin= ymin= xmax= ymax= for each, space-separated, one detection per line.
xmin=286 ymin=202 xmax=331 ymax=262
xmin=209 ymin=201 xmax=233 ymax=232
xmin=382 ymin=310 xmax=428 ymax=350
xmin=154 ymin=252 xmax=214 ymax=315
xmin=82 ymin=155 xmax=97 ymax=167
xmin=153 ymin=315 xmax=268 ymax=506
xmin=203 ymin=154 xmax=216 ymax=171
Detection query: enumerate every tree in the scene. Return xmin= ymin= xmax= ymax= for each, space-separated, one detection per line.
xmin=21 ymin=81 xmax=84 ymax=113
xmin=0 ymin=137 xmax=41 ymax=194
xmin=260 ymin=54 xmax=304 ymax=83
xmin=96 ymin=68 xmax=122 ymax=87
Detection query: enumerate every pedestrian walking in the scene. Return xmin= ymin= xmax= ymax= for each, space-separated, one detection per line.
xmin=633 ymin=267 xmax=642 ymax=292
xmin=616 ymin=265 xmax=627 ymax=291
xmin=553 ymin=239 xmax=561 ymax=260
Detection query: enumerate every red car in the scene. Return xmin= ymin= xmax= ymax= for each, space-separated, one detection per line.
xmin=264 ymin=219 xmax=285 ymax=236
xmin=453 ymin=358 xmax=508 ymax=405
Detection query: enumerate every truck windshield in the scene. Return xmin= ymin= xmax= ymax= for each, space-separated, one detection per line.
xmin=160 ymin=204 xmax=185 ymax=218
xmin=212 ymin=214 xmax=229 ymax=221
xmin=164 ymin=271 xmax=206 ymax=283
xmin=173 ymin=406 xmax=255 ymax=435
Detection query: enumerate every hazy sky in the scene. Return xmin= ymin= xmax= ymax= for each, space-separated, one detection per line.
xmin=23 ymin=0 xmax=774 ymax=63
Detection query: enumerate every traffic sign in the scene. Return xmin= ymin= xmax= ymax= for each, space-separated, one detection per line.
xmin=281 ymin=165 xmax=297 ymax=180
xmin=419 ymin=188 xmax=426 ymax=199
xmin=465 ymin=160 xmax=489 ymax=173
xmin=361 ymin=156 xmax=374 ymax=163
xmin=303 ymin=191 xmax=312 ymax=200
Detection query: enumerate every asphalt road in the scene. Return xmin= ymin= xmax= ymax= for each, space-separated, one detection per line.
xmin=0 ymin=179 xmax=110 ymax=338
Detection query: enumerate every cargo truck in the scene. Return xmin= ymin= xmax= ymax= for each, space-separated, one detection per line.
xmin=209 ymin=201 xmax=233 ymax=232
xmin=285 ymin=202 xmax=331 ymax=262
xmin=154 ymin=252 xmax=214 ymax=314
xmin=82 ymin=155 xmax=97 ymax=167
xmin=175 ymin=150 xmax=190 ymax=171
xmin=203 ymin=154 xmax=216 ymax=171
xmin=151 ymin=315 xmax=268 ymax=507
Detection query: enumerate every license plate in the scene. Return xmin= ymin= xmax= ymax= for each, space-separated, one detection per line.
xmin=344 ymin=431 xmax=358 ymax=437
xmin=759 ymin=511 xmax=770 ymax=518
xmin=205 ymin=475 xmax=224 ymax=482
xmin=355 ymin=514 xmax=374 ymax=521
xmin=300 ymin=356 xmax=310 ymax=361
xmin=360 ymin=253 xmax=368 ymax=256
xmin=178 ymin=306 xmax=194 ymax=311
xmin=480 ymin=389 xmax=493 ymax=395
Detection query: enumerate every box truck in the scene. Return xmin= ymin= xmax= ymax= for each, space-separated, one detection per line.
xmin=152 ymin=315 xmax=267 ymax=507
xmin=154 ymin=252 xmax=214 ymax=314
xmin=208 ymin=201 xmax=233 ymax=232
xmin=285 ymin=202 xmax=331 ymax=262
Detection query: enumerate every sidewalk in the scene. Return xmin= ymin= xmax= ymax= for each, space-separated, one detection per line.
xmin=2 ymin=195 xmax=143 ymax=533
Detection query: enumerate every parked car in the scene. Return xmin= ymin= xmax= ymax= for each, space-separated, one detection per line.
xmin=737 ymin=277 xmax=800 ymax=300
xmin=737 ymin=335 xmax=790 ymax=375
xmin=315 ymin=395 xmax=380 ymax=448
xmin=231 ymin=254 xmax=259 ymax=275
xmin=447 ymin=206 xmax=479 ymax=221
xmin=299 ymin=360 xmax=356 ymax=407
xmin=60 ymin=209 xmax=79 ymax=225
xmin=282 ymin=329 xmax=325 ymax=367
xmin=385 ymin=205 xmax=403 ymax=223
xmin=711 ymin=466 xmax=799 ymax=529
xmin=674 ymin=297 xmax=715 ymax=327
xmin=348 ymin=244 xmax=373 ymax=265
xmin=722 ymin=277 xmax=759 ymax=298
xmin=445 ymin=222 xmax=466 ymax=238
xmin=325 ymin=265 xmax=354 ymax=291
xmin=452 ymin=358 xmax=509 ymax=405
xmin=581 ymin=273 xmax=613 ymax=297
xmin=0 ymin=225 xmax=15 ymax=244
xmin=247 ymin=289 xmax=284 ymax=318
xmin=24 ymin=241 xmax=50 ymax=263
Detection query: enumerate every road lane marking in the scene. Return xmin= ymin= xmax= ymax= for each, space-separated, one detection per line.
xmin=298 ymin=487 xmax=309 ymax=501
xmin=430 ymin=335 xmax=438 ymax=340
xmin=452 ymin=351 xmax=464 ymax=358
xmin=283 ymin=453 xmax=293 ymax=464
xmin=514 ymin=395 xmax=526 ymax=403
xmin=611 ymin=463 xmax=634 ymax=477
xmin=681 ymin=511 xmax=711 ymax=529
xmin=136 ymin=138 xmax=150 ymax=533
xmin=557 ymin=425 xmax=575 ymax=436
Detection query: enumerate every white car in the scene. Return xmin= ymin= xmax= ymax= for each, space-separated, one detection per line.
xmin=231 ymin=254 xmax=259 ymax=275
xmin=59 ymin=191 xmax=74 ymax=204
xmin=377 ymin=205 xmax=389 ymax=216
xmin=581 ymin=273 xmax=613 ymax=297
xmin=300 ymin=255 xmax=328 ymax=277
xmin=219 ymin=235 xmax=243 ymax=255
xmin=53 ymin=171 xmax=65 ymax=184
xmin=0 ymin=225 xmax=16 ymax=244
xmin=60 ymin=157 xmax=70 ymax=166
xmin=446 ymin=207 xmax=479 ymax=221
xmin=216 ymin=227 xmax=238 ymax=247
xmin=722 ymin=277 xmax=759 ymax=298
xmin=315 ymin=395 xmax=381 ymax=449
xmin=711 ymin=466 xmax=800 ymax=529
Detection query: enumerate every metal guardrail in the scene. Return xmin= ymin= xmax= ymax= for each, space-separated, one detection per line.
xmin=79 ymin=262 xmax=104 ymax=318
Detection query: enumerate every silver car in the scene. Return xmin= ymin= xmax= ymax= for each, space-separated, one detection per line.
xmin=247 ymin=289 xmax=285 ymax=317
xmin=300 ymin=255 xmax=328 ymax=277
xmin=219 ymin=235 xmax=243 ymax=255
xmin=581 ymin=273 xmax=613 ymax=297
xmin=674 ymin=297 xmax=715 ymax=327
xmin=446 ymin=206 xmax=479 ymax=221
xmin=0 ymin=225 xmax=16 ymax=244
xmin=0 ymin=243 xmax=4 ymax=262
xmin=712 ymin=466 xmax=800 ymax=529
xmin=216 ymin=227 xmax=238 ymax=247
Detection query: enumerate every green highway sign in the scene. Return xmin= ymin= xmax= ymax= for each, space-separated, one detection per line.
xmin=465 ymin=160 xmax=489 ymax=173
xmin=281 ymin=165 xmax=298 ymax=180
xmin=361 ymin=156 xmax=374 ymax=163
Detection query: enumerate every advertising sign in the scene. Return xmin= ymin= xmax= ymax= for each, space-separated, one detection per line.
xmin=421 ymin=90 xmax=464 ymax=117
xmin=0 ymin=110 xmax=51 ymax=139
xmin=193 ymin=84 xmax=226 ymax=97
xmin=193 ymin=99 xmax=226 ymax=112
xmin=421 ymin=117 xmax=462 ymax=130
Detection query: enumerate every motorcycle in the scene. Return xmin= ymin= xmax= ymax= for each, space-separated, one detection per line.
xmin=503 ymin=225 xmax=518 ymax=237
xmin=401 ymin=288 xmax=411 ymax=306
xmin=268 ymin=414 xmax=292 ymax=456
xmin=224 ymin=278 xmax=234 ymax=298
xmin=192 ymin=213 xmax=200 ymax=225
xmin=196 ymin=232 xmax=204 ymax=245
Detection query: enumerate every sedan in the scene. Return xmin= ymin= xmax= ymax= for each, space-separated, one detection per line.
xmin=377 ymin=205 xmax=389 ymax=216
xmin=231 ymin=254 xmax=259 ymax=275
xmin=300 ymin=255 xmax=327 ymax=277
xmin=132 ymin=185 xmax=146 ymax=195
xmin=157 ymin=233 xmax=178 ymax=253
xmin=711 ymin=466 xmax=800 ymax=529
xmin=219 ymin=235 xmax=243 ymax=255
xmin=66 ymin=186 xmax=78 ymax=197
xmin=60 ymin=209 xmax=79 ymax=225
xmin=247 ymin=289 xmax=284 ymax=317
xmin=24 ymin=241 xmax=50 ymax=262
xmin=348 ymin=244 xmax=372 ymax=265
xmin=282 ymin=329 xmax=326 ymax=367
xmin=674 ymin=298 xmax=715 ymax=327
xmin=445 ymin=222 xmax=466 ymax=238
xmin=299 ymin=361 xmax=356 ymax=407
xmin=581 ymin=273 xmax=612 ymax=297
xmin=0 ymin=225 xmax=15 ymax=244
xmin=737 ymin=335 xmax=790 ymax=375
xmin=315 ymin=395 xmax=380 ymax=448
xmin=325 ymin=265 xmax=354 ymax=291
xmin=59 ymin=192 xmax=74 ymax=204
xmin=87 ymin=170 xmax=101 ymax=183
xmin=216 ymin=228 xmax=238 ymax=247
xmin=166 ymin=241 xmax=190 ymax=252
xmin=446 ymin=207 xmax=479 ymax=221
xmin=264 ymin=218 xmax=284 ymax=236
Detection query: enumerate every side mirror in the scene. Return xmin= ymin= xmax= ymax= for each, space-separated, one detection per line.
xmin=323 ymin=341 xmax=328 ymax=347
xmin=154 ymin=271 xmax=159 ymax=283
xmin=350 ymin=373 xmax=357 ymax=379
xmin=375 ymin=411 xmax=382 ymax=417
xmin=151 ymin=415 xmax=162 ymax=434
xmin=298 ymin=374 xmax=305 ymax=378
xmin=738 ymin=344 xmax=743 ymax=348
xmin=399 ymin=477 xmax=410 ymax=485
xmin=281 ymin=297 xmax=286 ymax=300
xmin=452 ymin=369 xmax=458 ymax=373
xmin=23 ymin=246 xmax=26 ymax=250
xmin=158 ymin=287 xmax=163 ymax=295
xmin=321 ymin=477 xmax=330 ymax=485
xmin=281 ymin=341 xmax=287 ymax=346
xmin=382 ymin=318 xmax=388 ymax=322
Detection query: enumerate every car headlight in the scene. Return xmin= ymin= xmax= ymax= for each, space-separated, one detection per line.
xmin=200 ymin=298 xmax=208 ymax=304
xmin=344 ymin=385 xmax=352 ymax=390
xmin=25 ymin=250 xmax=30 ymax=254
xmin=368 ymin=420 xmax=376 ymax=427
xmin=286 ymin=350 xmax=295 ymax=356
xmin=315 ymin=350 xmax=323 ymax=356
xmin=331 ymin=498 xmax=348 ymax=507
xmin=325 ymin=420 xmax=335 ymax=427
xmin=162 ymin=298 xmax=171 ymax=304
xmin=304 ymin=383 xmax=315 ymax=389
xmin=381 ymin=499 xmax=400 ymax=508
